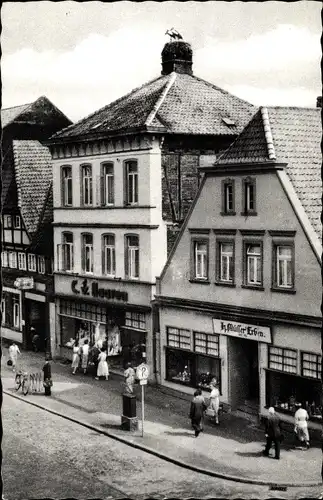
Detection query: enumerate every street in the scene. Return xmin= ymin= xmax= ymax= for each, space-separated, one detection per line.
xmin=2 ymin=392 xmax=321 ymax=500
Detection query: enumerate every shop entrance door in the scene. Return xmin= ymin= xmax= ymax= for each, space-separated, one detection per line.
xmin=228 ymin=336 xmax=259 ymax=410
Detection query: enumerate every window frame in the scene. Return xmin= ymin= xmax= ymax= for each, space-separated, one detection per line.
xmin=2 ymin=251 xmax=9 ymax=267
xmin=301 ymin=351 xmax=321 ymax=380
xmin=271 ymin=241 xmax=295 ymax=293
xmin=13 ymin=297 xmax=20 ymax=329
xmin=242 ymin=239 xmax=264 ymax=289
xmin=215 ymin=237 xmax=235 ymax=286
xmin=18 ymin=252 xmax=27 ymax=270
xmin=80 ymin=164 xmax=93 ymax=206
xmin=124 ymin=160 xmax=139 ymax=206
xmin=81 ymin=232 xmax=94 ymax=274
xmin=27 ymin=253 xmax=37 ymax=272
xmin=9 ymin=251 xmax=17 ymax=269
xmin=241 ymin=177 xmax=257 ymax=216
xmin=193 ymin=331 xmax=220 ymax=357
xmin=14 ymin=215 xmax=21 ymax=229
xmin=38 ymin=255 xmax=46 ymax=274
xmin=102 ymin=233 xmax=116 ymax=276
xmin=268 ymin=346 xmax=298 ymax=374
xmin=101 ymin=162 xmax=115 ymax=206
xmin=125 ymin=311 xmax=146 ymax=330
xmin=3 ymin=215 xmax=12 ymax=228
xmin=190 ymin=238 xmax=209 ymax=282
xmin=166 ymin=326 xmax=192 ymax=350
xmin=125 ymin=234 xmax=139 ymax=279
xmin=221 ymin=179 xmax=236 ymax=215
xmin=62 ymin=232 xmax=74 ymax=272
xmin=61 ymin=165 xmax=73 ymax=207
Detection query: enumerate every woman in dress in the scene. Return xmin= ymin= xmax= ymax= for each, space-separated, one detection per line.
xmin=96 ymin=347 xmax=109 ymax=381
xmin=189 ymin=388 xmax=207 ymax=437
xmin=209 ymin=380 xmax=220 ymax=425
xmin=71 ymin=341 xmax=80 ymax=375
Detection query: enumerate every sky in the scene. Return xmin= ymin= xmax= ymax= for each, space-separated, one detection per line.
xmin=1 ymin=1 xmax=321 ymax=122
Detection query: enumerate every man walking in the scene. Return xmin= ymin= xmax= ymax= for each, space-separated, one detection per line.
xmin=263 ymin=407 xmax=282 ymax=460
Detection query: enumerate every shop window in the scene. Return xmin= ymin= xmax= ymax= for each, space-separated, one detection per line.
xmin=268 ymin=346 xmax=297 ymax=374
xmin=28 ymin=254 xmax=37 ymax=272
xmin=301 ymin=352 xmax=321 ymax=379
xmin=60 ymin=299 xmax=107 ymax=324
xmin=125 ymin=234 xmax=139 ymax=279
xmin=102 ymin=234 xmax=116 ymax=276
xmin=243 ymin=241 xmax=263 ymax=288
xmin=272 ymin=244 xmax=294 ymax=290
xmin=194 ymin=332 xmax=219 ymax=356
xmin=3 ymin=215 xmax=12 ymax=228
xmin=221 ymin=179 xmax=235 ymax=215
xmin=2 ymin=251 xmax=9 ymax=267
xmin=82 ymin=233 xmax=93 ymax=274
xmin=3 ymin=292 xmax=21 ymax=330
xmin=191 ymin=239 xmax=208 ymax=281
xmin=38 ymin=256 xmax=46 ymax=274
xmin=216 ymin=240 xmax=234 ymax=284
xmin=166 ymin=348 xmax=194 ymax=385
xmin=101 ymin=163 xmax=114 ymax=205
xmin=61 ymin=166 xmax=73 ymax=206
xmin=242 ymin=177 xmax=257 ymax=215
xmin=124 ymin=160 xmax=138 ymax=205
xmin=14 ymin=215 xmax=21 ymax=229
xmin=125 ymin=311 xmax=146 ymax=330
xmin=81 ymin=165 xmax=93 ymax=206
xmin=196 ymin=354 xmax=221 ymax=391
xmin=9 ymin=251 xmax=17 ymax=269
xmin=167 ymin=326 xmax=191 ymax=350
xmin=18 ymin=252 xmax=27 ymax=270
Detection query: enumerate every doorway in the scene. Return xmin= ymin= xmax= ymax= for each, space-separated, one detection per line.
xmin=228 ymin=336 xmax=259 ymax=410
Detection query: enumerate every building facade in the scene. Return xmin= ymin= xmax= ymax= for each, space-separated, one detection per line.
xmin=46 ymin=37 xmax=255 ymax=372
xmin=1 ymin=97 xmax=72 ymax=352
xmin=155 ymin=106 xmax=322 ymax=430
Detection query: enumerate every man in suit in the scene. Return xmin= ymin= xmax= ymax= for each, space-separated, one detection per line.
xmin=263 ymin=406 xmax=282 ymax=460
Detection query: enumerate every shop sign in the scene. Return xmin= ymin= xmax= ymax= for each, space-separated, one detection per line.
xmin=71 ymin=278 xmax=128 ymax=302
xmin=14 ymin=277 xmax=34 ymax=290
xmin=213 ymin=318 xmax=271 ymax=343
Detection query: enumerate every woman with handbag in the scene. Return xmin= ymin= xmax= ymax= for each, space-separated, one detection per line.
xmin=71 ymin=341 xmax=80 ymax=375
xmin=189 ymin=388 xmax=207 ymax=437
xmin=42 ymin=359 xmax=52 ymax=396
xmin=208 ymin=380 xmax=220 ymax=425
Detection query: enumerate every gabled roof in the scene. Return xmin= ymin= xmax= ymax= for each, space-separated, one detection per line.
xmin=215 ymin=106 xmax=322 ymax=240
xmin=1 ymin=103 xmax=31 ymax=128
xmin=12 ymin=140 xmax=53 ymax=237
xmin=30 ymin=183 xmax=54 ymax=254
xmin=50 ymin=72 xmax=256 ymax=141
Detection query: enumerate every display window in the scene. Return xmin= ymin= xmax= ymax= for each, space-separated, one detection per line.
xmin=166 ymin=348 xmax=194 ymax=385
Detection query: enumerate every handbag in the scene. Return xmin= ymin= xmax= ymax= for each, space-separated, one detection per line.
xmin=7 ymin=359 xmax=12 ymax=366
xmin=205 ymin=406 xmax=216 ymax=417
xmin=43 ymin=378 xmax=53 ymax=388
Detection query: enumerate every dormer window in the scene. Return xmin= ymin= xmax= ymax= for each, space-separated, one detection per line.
xmin=221 ymin=179 xmax=235 ymax=215
xmin=242 ymin=177 xmax=257 ymax=215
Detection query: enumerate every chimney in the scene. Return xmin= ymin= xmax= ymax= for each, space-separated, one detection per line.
xmin=161 ymin=40 xmax=193 ymax=76
xmin=316 ymin=96 xmax=322 ymax=108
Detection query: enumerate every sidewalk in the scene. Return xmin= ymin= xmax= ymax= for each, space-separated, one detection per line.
xmin=2 ymin=348 xmax=322 ymax=488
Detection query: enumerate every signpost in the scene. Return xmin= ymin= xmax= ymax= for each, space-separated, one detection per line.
xmin=136 ymin=363 xmax=150 ymax=437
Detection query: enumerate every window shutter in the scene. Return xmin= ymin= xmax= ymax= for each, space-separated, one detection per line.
xmin=124 ymin=237 xmax=129 ymax=277
xmin=101 ymin=236 xmax=105 ymax=274
xmin=95 ymin=175 xmax=101 ymax=206
xmin=81 ymin=238 xmax=85 ymax=272
xmin=124 ymin=163 xmax=128 ymax=205
xmin=57 ymin=244 xmax=62 ymax=271
xmin=100 ymin=176 xmax=105 ymax=206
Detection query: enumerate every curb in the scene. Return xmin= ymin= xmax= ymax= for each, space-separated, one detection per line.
xmin=4 ymin=389 xmax=322 ymax=489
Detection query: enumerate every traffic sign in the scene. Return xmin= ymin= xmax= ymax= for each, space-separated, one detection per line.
xmin=139 ymin=379 xmax=147 ymax=385
xmin=136 ymin=363 xmax=149 ymax=380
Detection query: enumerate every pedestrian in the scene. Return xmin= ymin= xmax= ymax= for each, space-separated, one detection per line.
xmin=81 ymin=339 xmax=89 ymax=374
xmin=294 ymin=402 xmax=310 ymax=449
xmin=42 ymin=358 xmax=52 ymax=396
xmin=71 ymin=341 xmax=80 ymax=375
xmin=208 ymin=381 xmax=220 ymax=425
xmin=95 ymin=347 xmax=109 ymax=381
xmin=31 ymin=327 xmax=40 ymax=352
xmin=8 ymin=342 xmax=20 ymax=372
xmin=124 ymin=362 xmax=136 ymax=394
xmin=189 ymin=388 xmax=207 ymax=437
xmin=263 ymin=407 xmax=282 ymax=460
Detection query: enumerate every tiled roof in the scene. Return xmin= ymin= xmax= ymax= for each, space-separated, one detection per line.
xmin=12 ymin=140 xmax=53 ymax=236
xmin=30 ymin=183 xmax=53 ymax=254
xmin=51 ymin=72 xmax=256 ymax=141
xmin=216 ymin=106 xmax=322 ymax=239
xmin=1 ymin=103 xmax=31 ymax=128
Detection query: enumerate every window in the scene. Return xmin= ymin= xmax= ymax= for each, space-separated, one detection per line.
xmin=18 ymin=252 xmax=26 ymax=270
xmin=125 ymin=235 xmax=139 ymax=279
xmin=125 ymin=311 xmax=146 ymax=330
xmin=82 ymin=233 xmax=93 ymax=273
xmin=273 ymin=245 xmax=294 ymax=289
xmin=243 ymin=242 xmax=263 ymax=287
xmin=269 ymin=346 xmax=297 ymax=374
xmin=3 ymin=215 xmax=12 ymax=228
xmin=38 ymin=256 xmax=46 ymax=274
xmin=13 ymin=298 xmax=20 ymax=329
xmin=62 ymin=233 xmax=74 ymax=272
xmin=167 ymin=327 xmax=191 ymax=350
xmin=301 ymin=352 xmax=321 ymax=379
xmin=62 ymin=166 xmax=73 ymax=206
xmin=192 ymin=240 xmax=208 ymax=280
xmin=217 ymin=241 xmax=234 ymax=283
xmin=125 ymin=160 xmax=138 ymax=205
xmin=101 ymin=163 xmax=114 ymax=205
xmin=2 ymin=251 xmax=9 ymax=267
xmin=9 ymin=251 xmax=17 ymax=268
xmin=102 ymin=234 xmax=116 ymax=276
xmin=2 ymin=292 xmax=21 ymax=330
xmin=194 ymin=332 xmax=219 ymax=356
xmin=14 ymin=215 xmax=21 ymax=228
xmin=28 ymin=254 xmax=37 ymax=272
xmin=221 ymin=179 xmax=235 ymax=215
xmin=242 ymin=177 xmax=256 ymax=215
xmin=81 ymin=165 xmax=93 ymax=206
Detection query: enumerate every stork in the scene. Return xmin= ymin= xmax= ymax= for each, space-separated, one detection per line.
xmin=165 ymin=28 xmax=183 ymax=41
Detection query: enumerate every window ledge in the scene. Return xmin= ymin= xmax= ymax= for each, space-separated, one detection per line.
xmin=271 ymin=287 xmax=296 ymax=295
xmin=220 ymin=211 xmax=236 ymax=216
xmin=214 ymin=281 xmax=236 ymax=288
xmin=189 ymin=279 xmax=210 ymax=285
xmin=240 ymin=211 xmax=258 ymax=216
xmin=241 ymin=284 xmax=265 ymax=291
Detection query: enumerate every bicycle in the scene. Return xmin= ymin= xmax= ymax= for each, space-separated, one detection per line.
xmin=15 ymin=370 xmax=30 ymax=395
